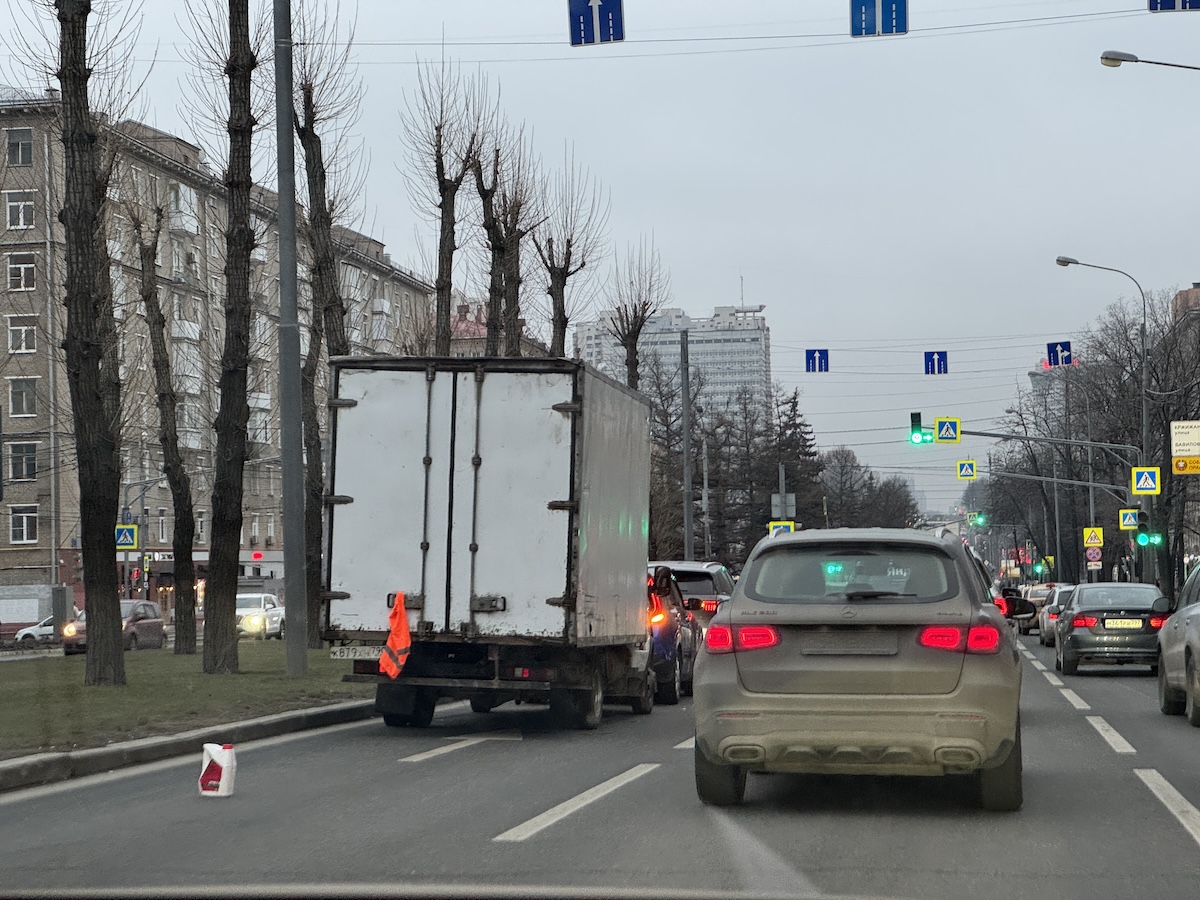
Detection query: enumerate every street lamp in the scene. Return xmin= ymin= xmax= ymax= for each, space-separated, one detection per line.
xmin=1100 ymin=50 xmax=1200 ymax=72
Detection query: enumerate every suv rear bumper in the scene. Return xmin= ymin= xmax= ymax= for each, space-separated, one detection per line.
xmin=694 ymin=657 xmax=1019 ymax=776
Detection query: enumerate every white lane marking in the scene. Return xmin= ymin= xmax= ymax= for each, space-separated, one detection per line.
xmin=493 ymin=763 xmax=659 ymax=842
xmin=399 ymin=730 xmax=522 ymax=763
xmin=1031 ymin=660 xmax=1047 ymax=671
xmin=1060 ymin=688 xmax=1091 ymax=710
xmin=708 ymin=808 xmax=822 ymax=896
xmin=674 ymin=736 xmax=695 ymax=750
xmin=1085 ymin=716 xmax=1136 ymax=754
xmin=1136 ymin=769 xmax=1200 ymax=850
xmin=1043 ymin=671 xmax=1064 ymax=687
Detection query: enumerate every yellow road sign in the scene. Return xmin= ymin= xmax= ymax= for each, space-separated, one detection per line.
xmin=1118 ymin=509 xmax=1139 ymax=530
xmin=768 ymin=521 xmax=794 ymax=536
xmin=1172 ymin=457 xmax=1200 ymax=475
xmin=933 ymin=417 xmax=961 ymax=444
xmin=956 ymin=460 xmax=976 ymax=480
xmin=1132 ymin=466 xmax=1161 ymax=495
xmin=1083 ymin=527 xmax=1103 ymax=548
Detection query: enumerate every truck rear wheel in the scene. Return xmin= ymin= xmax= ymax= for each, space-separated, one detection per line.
xmin=551 ymin=669 xmax=604 ymax=729
xmin=470 ymin=696 xmax=495 ymax=714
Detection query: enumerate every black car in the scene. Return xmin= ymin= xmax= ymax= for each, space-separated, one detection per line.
xmin=1054 ymin=583 xmax=1168 ymax=675
xmin=647 ymin=565 xmax=702 ymax=704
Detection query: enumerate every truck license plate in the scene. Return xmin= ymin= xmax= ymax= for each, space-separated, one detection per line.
xmin=329 ymin=646 xmax=382 ymax=660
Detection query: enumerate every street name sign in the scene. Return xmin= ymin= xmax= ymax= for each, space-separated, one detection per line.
xmin=933 ymin=417 xmax=961 ymax=443
xmin=1083 ymin=527 xmax=1103 ymax=548
xmin=805 ymin=349 xmax=829 ymax=372
xmin=924 ymin=351 xmax=948 ymax=375
xmin=569 ymin=0 xmax=625 ymax=47
xmin=1119 ymin=509 xmax=1139 ymax=530
xmin=1132 ymin=467 xmax=1161 ymax=495
xmin=851 ymin=1 xmax=909 ymax=36
xmin=115 ymin=524 xmax=139 ymax=550
xmin=1046 ymin=341 xmax=1072 ymax=367
xmin=1170 ymin=420 xmax=1200 ymax=456
xmin=957 ymin=460 xmax=976 ymax=480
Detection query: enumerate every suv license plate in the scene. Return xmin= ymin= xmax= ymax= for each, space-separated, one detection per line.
xmin=329 ymin=646 xmax=382 ymax=660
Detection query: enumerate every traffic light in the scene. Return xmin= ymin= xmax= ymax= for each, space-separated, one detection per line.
xmin=967 ymin=511 xmax=987 ymax=527
xmin=1033 ymin=561 xmax=1045 ymax=576
xmin=909 ymin=412 xmax=933 ymax=444
xmin=1136 ymin=511 xmax=1151 ymax=547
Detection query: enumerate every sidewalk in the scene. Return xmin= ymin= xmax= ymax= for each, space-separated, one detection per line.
xmin=0 ymin=698 xmax=376 ymax=793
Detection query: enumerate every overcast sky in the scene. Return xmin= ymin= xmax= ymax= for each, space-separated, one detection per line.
xmin=10 ymin=0 xmax=1200 ymax=512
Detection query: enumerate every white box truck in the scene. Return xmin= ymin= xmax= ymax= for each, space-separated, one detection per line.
xmin=323 ymin=357 xmax=656 ymax=728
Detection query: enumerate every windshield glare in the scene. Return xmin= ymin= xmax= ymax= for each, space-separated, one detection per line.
xmin=743 ymin=544 xmax=959 ymax=603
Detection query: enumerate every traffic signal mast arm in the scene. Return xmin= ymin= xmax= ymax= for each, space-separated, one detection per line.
xmin=959 ymin=428 xmax=1143 ymax=466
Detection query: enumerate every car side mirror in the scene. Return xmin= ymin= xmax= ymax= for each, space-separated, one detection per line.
xmin=1152 ymin=596 xmax=1171 ymax=614
xmin=1046 ymin=605 xmax=1060 ymax=616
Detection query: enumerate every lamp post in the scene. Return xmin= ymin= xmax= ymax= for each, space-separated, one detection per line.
xmin=1100 ymin=50 xmax=1200 ymax=73
xmin=1056 ymin=256 xmax=1150 ymax=581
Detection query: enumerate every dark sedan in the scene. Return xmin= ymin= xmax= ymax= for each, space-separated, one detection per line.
xmin=647 ymin=565 xmax=701 ymax=705
xmin=1054 ymin=583 xmax=1167 ymax=675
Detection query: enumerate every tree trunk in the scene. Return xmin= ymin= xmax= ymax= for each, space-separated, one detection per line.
xmin=623 ymin=338 xmax=640 ymax=390
xmin=434 ymin=178 xmax=459 ymax=355
xmin=205 ymin=0 xmax=256 ymax=674
xmin=472 ymin=152 xmax=504 ymax=357
xmin=548 ymin=262 xmax=569 ymax=358
xmin=56 ymin=0 xmax=125 ymax=686
xmin=301 ymin=312 xmax=325 ymax=648
xmin=502 ymin=238 xmax=522 ymax=357
xmin=135 ymin=210 xmax=198 ymax=654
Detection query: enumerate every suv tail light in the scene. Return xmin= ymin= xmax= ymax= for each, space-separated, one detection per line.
xmin=917 ymin=624 xmax=1002 ymax=655
xmin=701 ymin=600 xmax=718 ymax=613
xmin=1071 ymin=615 xmax=1098 ymax=628
xmin=704 ymin=624 xmax=780 ymax=654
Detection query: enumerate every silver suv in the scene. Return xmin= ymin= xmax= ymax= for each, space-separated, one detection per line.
xmin=649 ymin=560 xmax=734 ymax=628
xmin=693 ymin=528 xmax=1023 ymax=810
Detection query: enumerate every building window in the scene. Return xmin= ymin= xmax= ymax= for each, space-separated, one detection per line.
xmin=158 ymin=508 xmax=167 ymax=543
xmin=267 ymin=515 xmax=275 ymax=539
xmin=197 ymin=509 xmax=206 ymax=544
xmin=7 ymin=253 xmax=35 ymax=291
xmin=251 ymin=514 xmax=260 ymax=539
xmin=6 ymin=129 xmax=32 ymax=167
xmin=372 ymin=310 xmax=388 ymax=340
xmin=6 ymin=191 xmax=34 ymax=229
xmin=9 ymin=378 xmax=38 ymax=416
xmin=7 ymin=315 xmax=36 ymax=353
xmin=9 ymin=443 xmax=37 ymax=481
xmin=10 ymin=505 xmax=37 ymax=544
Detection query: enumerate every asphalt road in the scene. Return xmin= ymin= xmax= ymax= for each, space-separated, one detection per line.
xmin=3 ymin=633 xmax=1200 ymax=899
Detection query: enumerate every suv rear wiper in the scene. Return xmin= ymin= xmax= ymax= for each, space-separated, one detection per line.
xmin=835 ymin=591 xmax=918 ymax=601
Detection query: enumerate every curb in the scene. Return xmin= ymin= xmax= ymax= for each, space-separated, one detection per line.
xmin=0 ymin=699 xmax=376 ymax=793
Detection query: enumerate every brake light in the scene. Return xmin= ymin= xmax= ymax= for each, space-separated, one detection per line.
xmin=1071 ymin=615 xmax=1098 ymax=628
xmin=918 ymin=625 xmax=1002 ymax=654
xmin=1048 ymin=612 xmax=1059 ymax=621
xmin=993 ymin=596 xmax=1008 ymax=616
xmin=1150 ymin=616 xmax=1167 ymax=630
xmin=701 ymin=600 xmax=718 ymax=613
xmin=966 ymin=625 xmax=1002 ymax=653
xmin=737 ymin=626 xmax=780 ymax=650
xmin=705 ymin=625 xmax=733 ymax=653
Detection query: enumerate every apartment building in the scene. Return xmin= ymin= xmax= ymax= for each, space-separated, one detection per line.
xmin=0 ymin=88 xmax=431 ymax=616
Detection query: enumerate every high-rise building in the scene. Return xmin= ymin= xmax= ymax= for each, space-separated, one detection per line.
xmin=0 ymin=88 xmax=431 ymax=617
xmin=574 ymin=304 xmax=772 ymax=410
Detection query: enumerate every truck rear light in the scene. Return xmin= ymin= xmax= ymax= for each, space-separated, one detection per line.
xmin=705 ymin=625 xmax=733 ymax=654
xmin=1149 ymin=616 xmax=1167 ymax=630
xmin=918 ymin=625 xmax=1001 ymax=654
xmin=736 ymin=626 xmax=779 ymax=651
xmin=1071 ymin=615 xmax=1098 ymax=628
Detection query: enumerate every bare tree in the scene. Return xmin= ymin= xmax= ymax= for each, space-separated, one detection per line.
xmin=53 ymin=0 xmax=126 ymax=684
xmin=533 ymin=146 xmax=608 ymax=357
xmin=204 ymin=0 xmax=258 ymax=674
xmin=606 ymin=237 xmax=671 ymax=390
xmin=401 ymin=62 xmax=486 ymax=355
xmin=293 ymin=0 xmax=362 ymax=646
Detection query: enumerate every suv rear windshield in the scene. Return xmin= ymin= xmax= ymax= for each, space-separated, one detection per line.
xmin=742 ymin=543 xmax=961 ymax=604
xmin=673 ymin=573 xmax=716 ymax=595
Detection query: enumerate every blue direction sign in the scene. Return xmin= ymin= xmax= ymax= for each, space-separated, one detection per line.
xmin=1047 ymin=341 xmax=1072 ymax=367
xmin=805 ymin=349 xmax=829 ymax=373
xmin=851 ymin=1 xmax=909 ymax=37
xmin=569 ymin=0 xmax=625 ymax=46
xmin=1150 ymin=2 xmax=1200 ymax=11
xmin=924 ymin=351 xmax=948 ymax=375
xmin=115 ymin=524 xmax=138 ymax=550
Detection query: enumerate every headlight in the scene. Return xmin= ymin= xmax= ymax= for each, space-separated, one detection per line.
xmin=63 ymin=623 xmax=76 ymax=637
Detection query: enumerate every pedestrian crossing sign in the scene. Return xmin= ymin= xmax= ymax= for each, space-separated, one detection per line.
xmin=1131 ymin=466 xmax=1161 ymax=495
xmin=115 ymin=524 xmax=138 ymax=550
xmin=1083 ymin=528 xmax=1103 ymax=548
xmin=768 ymin=521 xmax=795 ymax=536
xmin=1119 ymin=509 xmax=1139 ymax=530
xmin=956 ymin=460 xmax=976 ymax=480
xmin=933 ymin=417 xmax=961 ymax=443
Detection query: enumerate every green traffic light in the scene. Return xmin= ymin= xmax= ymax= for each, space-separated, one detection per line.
xmin=975 ymin=513 xmax=987 ymax=526
xmin=1150 ymin=534 xmax=1163 ymax=546
xmin=1136 ymin=533 xmax=1150 ymax=547
xmin=910 ymin=432 xmax=923 ymax=445
xmin=1033 ymin=563 xmax=1044 ymax=574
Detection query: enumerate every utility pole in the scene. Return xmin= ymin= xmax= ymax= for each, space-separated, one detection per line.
xmin=680 ymin=330 xmax=694 ymax=560
xmin=1053 ymin=458 xmax=1063 ymax=583
xmin=273 ymin=0 xmax=307 ymax=675
xmin=701 ymin=439 xmax=712 ymax=559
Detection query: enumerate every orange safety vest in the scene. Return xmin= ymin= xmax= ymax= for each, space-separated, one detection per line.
xmin=379 ymin=592 xmax=411 ymax=679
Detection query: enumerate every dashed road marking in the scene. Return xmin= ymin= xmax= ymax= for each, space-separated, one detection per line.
xmin=1042 ymin=671 xmax=1064 ymax=687
xmin=1086 ymin=716 xmax=1136 ymax=754
xmin=493 ymin=764 xmax=660 ymax=842
xmin=1060 ymin=688 xmax=1091 ymax=710
xmin=399 ymin=730 xmax=522 ymax=763
xmin=1031 ymin=660 xmax=1047 ymax=671
xmin=1136 ymin=769 xmax=1200 ymax=850
xmin=674 ymin=736 xmax=695 ymax=750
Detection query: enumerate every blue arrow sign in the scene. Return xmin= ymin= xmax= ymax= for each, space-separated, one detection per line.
xmin=851 ymin=1 xmax=909 ymax=37
xmin=924 ymin=351 xmax=948 ymax=375
xmin=569 ymin=0 xmax=625 ymax=46
xmin=1150 ymin=1 xmax=1200 ymax=11
xmin=805 ymin=349 xmax=829 ymax=373
xmin=1047 ymin=341 xmax=1072 ymax=367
